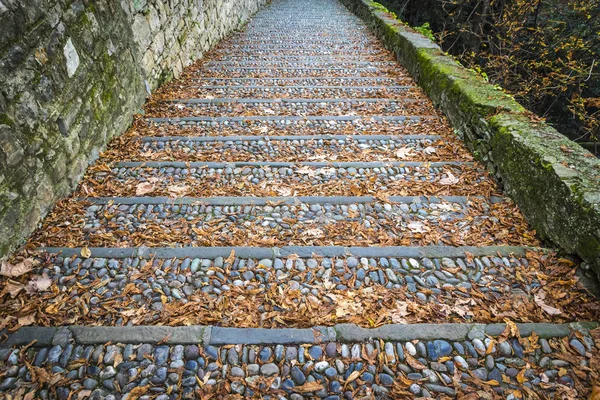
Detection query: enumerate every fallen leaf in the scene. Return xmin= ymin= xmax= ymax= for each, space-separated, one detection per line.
xmin=390 ymin=302 xmax=409 ymax=323
xmin=26 ymin=274 xmax=52 ymax=293
xmin=275 ymin=187 xmax=292 ymax=196
xmin=395 ymin=147 xmax=415 ymax=159
xmin=304 ymin=228 xmax=324 ymax=237
xmin=439 ymin=172 xmax=459 ymax=185
xmin=4 ymin=280 xmax=25 ymax=297
xmin=534 ymin=290 xmax=562 ymax=316
xmin=590 ymin=384 xmax=600 ymax=400
xmin=407 ymin=221 xmax=429 ymax=233
xmin=405 ymin=353 xmax=426 ymax=370
xmin=0 ymin=258 xmax=36 ymax=277
xmin=126 ymin=385 xmax=149 ymax=400
xmin=77 ymin=390 xmax=92 ymax=400
xmin=294 ymin=381 xmax=324 ymax=393
xmin=81 ymin=247 xmax=91 ymax=259
xmin=18 ymin=314 xmax=36 ymax=326
xmin=423 ymin=146 xmax=437 ymax=155
xmin=167 ymin=184 xmax=189 ymax=197
xmin=135 ymin=181 xmax=156 ymax=196
xmin=344 ymin=370 xmax=361 ymax=385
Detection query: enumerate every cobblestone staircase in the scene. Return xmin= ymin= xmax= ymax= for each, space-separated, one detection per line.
xmin=1 ymin=0 xmax=598 ymax=398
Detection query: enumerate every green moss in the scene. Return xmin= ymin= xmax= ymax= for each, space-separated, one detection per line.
xmin=0 ymin=113 xmax=13 ymax=127
xmin=414 ymin=22 xmax=435 ymax=41
xmin=367 ymin=1 xmax=397 ymax=19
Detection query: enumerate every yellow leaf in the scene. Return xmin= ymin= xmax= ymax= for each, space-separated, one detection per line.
xmin=81 ymin=247 xmax=91 ymax=259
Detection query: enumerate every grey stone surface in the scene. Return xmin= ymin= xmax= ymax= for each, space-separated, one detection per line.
xmin=0 ymin=0 xmax=268 ymax=257
xmin=70 ymin=326 xmax=206 ymax=344
xmin=6 ymin=322 xmax=596 ymax=348
xmin=334 ymin=323 xmax=474 ymax=342
xmin=210 ymin=327 xmax=326 ymax=345
xmin=40 ymin=245 xmax=537 ymax=259
xmin=0 ymin=327 xmax=57 ymax=347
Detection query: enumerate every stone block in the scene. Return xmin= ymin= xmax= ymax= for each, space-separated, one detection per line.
xmin=62 ymin=38 xmax=79 ymax=77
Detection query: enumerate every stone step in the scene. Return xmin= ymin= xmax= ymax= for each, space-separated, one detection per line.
xmin=163 ymin=85 xmax=418 ymax=100
xmin=222 ymin=38 xmax=378 ymax=45
xmin=212 ymin=48 xmax=387 ymax=56
xmin=83 ymin=160 xmax=495 ymax=198
xmin=214 ymin=54 xmax=393 ymax=63
xmin=32 ymin=245 xmax=540 ymax=302
xmin=2 ymin=323 xmax=596 ymax=398
xmin=148 ymin=98 xmax=434 ymax=118
xmin=193 ymin=66 xmax=397 ymax=78
xmin=130 ymin=134 xmax=470 ymax=162
xmin=190 ymin=76 xmax=407 ymax=85
xmin=204 ymin=60 xmax=395 ymax=68
xmin=140 ymin=115 xmax=444 ymax=137
xmin=31 ymin=195 xmax=531 ymax=248
xmin=230 ymin=32 xmax=371 ymax=40
xmin=6 ymin=247 xmax=596 ymax=329
xmin=220 ymin=44 xmax=375 ymax=50
xmin=216 ymin=53 xmax=390 ymax=60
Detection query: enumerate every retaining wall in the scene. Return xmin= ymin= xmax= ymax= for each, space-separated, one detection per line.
xmin=0 ymin=0 xmax=267 ymax=256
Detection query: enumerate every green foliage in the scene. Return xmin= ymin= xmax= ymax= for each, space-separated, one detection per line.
xmin=414 ymin=22 xmax=435 ymax=42
xmin=442 ymin=0 xmax=599 ymax=142
xmin=382 ymin=0 xmax=600 ymax=146
xmin=370 ymin=1 xmax=397 ymax=19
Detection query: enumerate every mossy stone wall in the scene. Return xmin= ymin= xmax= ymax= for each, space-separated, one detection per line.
xmin=0 ymin=0 xmax=267 ymax=257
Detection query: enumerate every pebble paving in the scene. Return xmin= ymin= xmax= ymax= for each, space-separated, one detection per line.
xmin=1 ymin=334 xmax=596 ymax=399
xmin=2 ymin=0 xmax=599 ymax=398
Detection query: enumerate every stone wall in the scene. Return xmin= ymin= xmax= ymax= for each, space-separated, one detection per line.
xmin=339 ymin=0 xmax=600 ymax=279
xmin=0 ymin=0 xmax=267 ymax=257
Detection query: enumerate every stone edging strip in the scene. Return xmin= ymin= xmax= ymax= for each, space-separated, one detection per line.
xmin=37 ymin=245 xmax=546 ymax=259
xmin=2 ymin=322 xmax=597 ymax=348
xmin=338 ymin=0 xmax=600 ymax=279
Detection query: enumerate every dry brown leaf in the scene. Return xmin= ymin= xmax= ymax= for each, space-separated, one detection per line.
xmin=0 ymin=258 xmax=36 ymax=277
xmin=590 ymin=385 xmax=600 ymax=400
xmin=395 ymin=146 xmax=415 ymax=159
xmin=135 ymin=181 xmax=156 ymax=196
xmin=81 ymin=247 xmax=92 ymax=259
xmin=77 ymin=390 xmax=92 ymax=400
xmin=294 ymin=381 xmax=324 ymax=393
xmin=26 ymin=274 xmax=52 ymax=293
xmin=345 ymin=370 xmax=361 ymax=385
xmin=275 ymin=187 xmax=293 ymax=196
xmin=304 ymin=228 xmax=324 ymax=237
xmin=423 ymin=146 xmax=437 ymax=155
xmin=167 ymin=184 xmax=189 ymax=197
xmin=390 ymin=302 xmax=409 ymax=323
xmin=4 ymin=280 xmax=25 ymax=298
xmin=405 ymin=353 xmax=426 ymax=370
xmin=18 ymin=314 xmax=36 ymax=326
xmin=439 ymin=172 xmax=459 ymax=185
xmin=407 ymin=221 xmax=429 ymax=233
xmin=126 ymin=385 xmax=149 ymax=400
xmin=534 ymin=289 xmax=562 ymax=316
